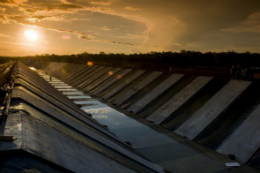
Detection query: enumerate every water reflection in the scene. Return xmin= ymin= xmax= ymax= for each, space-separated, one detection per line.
xmin=68 ymin=95 xmax=91 ymax=99
xmin=58 ymin=89 xmax=78 ymax=92
xmin=62 ymin=92 xmax=84 ymax=95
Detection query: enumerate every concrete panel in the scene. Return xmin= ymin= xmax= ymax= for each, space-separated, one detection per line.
xmin=175 ymin=80 xmax=251 ymax=139
xmin=127 ymin=74 xmax=184 ymax=114
xmin=85 ymin=68 xmax=121 ymax=91
xmin=0 ymin=112 xmax=22 ymax=151
xmin=217 ymin=104 xmax=260 ymax=163
xmin=113 ymin=71 xmax=162 ymax=105
xmin=64 ymin=65 xmax=86 ymax=81
xmin=68 ymin=66 xmax=94 ymax=85
xmin=69 ymin=66 xmax=97 ymax=85
xmin=147 ymin=77 xmax=212 ymax=124
xmin=78 ymin=67 xmax=113 ymax=88
xmin=93 ymin=69 xmax=132 ymax=95
xmin=74 ymin=66 xmax=105 ymax=86
xmin=157 ymin=154 xmax=227 ymax=173
xmin=102 ymin=70 xmax=146 ymax=100
xmin=21 ymin=115 xmax=139 ymax=173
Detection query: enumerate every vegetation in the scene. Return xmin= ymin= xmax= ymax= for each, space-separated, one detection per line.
xmin=1 ymin=50 xmax=260 ymax=79
xmin=3 ymin=50 xmax=258 ymax=67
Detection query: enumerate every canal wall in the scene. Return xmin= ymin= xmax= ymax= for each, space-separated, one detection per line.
xmin=24 ymin=60 xmax=260 ymax=169
xmin=0 ymin=62 xmax=164 ymax=173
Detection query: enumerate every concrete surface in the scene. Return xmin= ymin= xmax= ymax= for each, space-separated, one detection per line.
xmin=102 ymin=70 xmax=146 ymax=100
xmin=85 ymin=68 xmax=121 ymax=91
xmin=127 ymin=74 xmax=184 ymax=114
xmin=113 ymin=71 xmax=162 ymax=105
xmin=217 ymin=103 xmax=260 ymax=163
xmin=147 ymin=76 xmax=212 ymax=124
xmin=92 ymin=69 xmax=132 ymax=95
xmin=175 ymin=80 xmax=251 ymax=139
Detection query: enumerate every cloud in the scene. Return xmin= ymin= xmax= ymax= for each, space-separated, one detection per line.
xmin=101 ymin=40 xmax=138 ymax=46
xmin=18 ymin=2 xmax=113 ymax=15
xmin=0 ymin=7 xmax=6 ymax=11
xmin=3 ymin=14 xmax=136 ymax=46
xmin=90 ymin=1 xmax=111 ymax=6
xmin=102 ymin=26 xmax=111 ymax=31
xmin=222 ymin=12 xmax=260 ymax=33
xmin=90 ymin=6 xmax=112 ymax=11
xmin=6 ymin=14 xmax=95 ymax=40
xmin=0 ymin=33 xmax=11 ymax=38
xmin=19 ymin=3 xmax=86 ymax=14
xmin=66 ymin=17 xmax=89 ymax=22
xmin=39 ymin=3 xmax=85 ymax=11
xmin=118 ymin=33 xmax=144 ymax=40
xmin=77 ymin=33 xmax=95 ymax=40
xmin=27 ymin=15 xmax=64 ymax=22
xmin=8 ymin=15 xmax=38 ymax=26
xmin=125 ymin=6 xmax=141 ymax=11
xmin=2 ymin=0 xmax=260 ymax=54
xmin=0 ymin=0 xmax=26 ymax=7
xmin=172 ymin=43 xmax=182 ymax=46
xmin=0 ymin=14 xmax=8 ymax=24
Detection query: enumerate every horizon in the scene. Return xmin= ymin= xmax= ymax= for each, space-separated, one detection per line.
xmin=0 ymin=0 xmax=260 ymax=56
xmin=1 ymin=50 xmax=259 ymax=58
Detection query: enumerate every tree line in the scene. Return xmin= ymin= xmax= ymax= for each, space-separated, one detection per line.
xmin=1 ymin=50 xmax=260 ymax=67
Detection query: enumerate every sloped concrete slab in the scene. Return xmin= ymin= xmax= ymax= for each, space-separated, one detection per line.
xmin=217 ymin=103 xmax=260 ymax=163
xmin=102 ymin=70 xmax=146 ymax=100
xmin=147 ymin=76 xmax=212 ymax=124
xmin=175 ymin=80 xmax=251 ymax=139
xmin=85 ymin=68 xmax=122 ymax=91
xmin=92 ymin=69 xmax=132 ymax=95
xmin=127 ymin=74 xmax=184 ymax=114
xmin=113 ymin=71 xmax=162 ymax=105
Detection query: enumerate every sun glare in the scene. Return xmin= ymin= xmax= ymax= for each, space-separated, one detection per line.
xmin=24 ymin=30 xmax=38 ymax=41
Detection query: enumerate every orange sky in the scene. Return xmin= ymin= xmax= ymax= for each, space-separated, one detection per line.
xmin=0 ymin=0 xmax=260 ymax=56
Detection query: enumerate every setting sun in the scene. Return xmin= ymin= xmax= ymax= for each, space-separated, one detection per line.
xmin=24 ymin=30 xmax=38 ymax=41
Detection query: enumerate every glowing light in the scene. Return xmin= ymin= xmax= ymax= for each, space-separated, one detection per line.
xmin=29 ymin=67 xmax=37 ymax=71
xmin=117 ymin=74 xmax=122 ymax=79
xmin=87 ymin=62 xmax=93 ymax=66
xmin=108 ymin=71 xmax=113 ymax=75
xmin=62 ymin=34 xmax=71 ymax=40
xmin=24 ymin=30 xmax=38 ymax=41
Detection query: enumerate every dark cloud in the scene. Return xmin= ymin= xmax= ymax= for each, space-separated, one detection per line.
xmin=18 ymin=1 xmax=113 ymax=14
xmin=78 ymin=33 xmax=137 ymax=45
xmin=107 ymin=40 xmax=137 ymax=46
xmin=222 ymin=12 xmax=260 ymax=33
xmin=18 ymin=3 xmax=86 ymax=14
xmin=38 ymin=3 xmax=85 ymax=11
xmin=143 ymin=0 xmax=260 ymax=46
xmin=0 ymin=0 xmax=26 ymax=6
xmin=77 ymin=33 xmax=93 ymax=40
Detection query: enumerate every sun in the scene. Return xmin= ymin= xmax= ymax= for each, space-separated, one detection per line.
xmin=24 ymin=30 xmax=38 ymax=41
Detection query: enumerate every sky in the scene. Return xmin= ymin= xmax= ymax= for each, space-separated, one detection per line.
xmin=0 ymin=0 xmax=260 ymax=56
